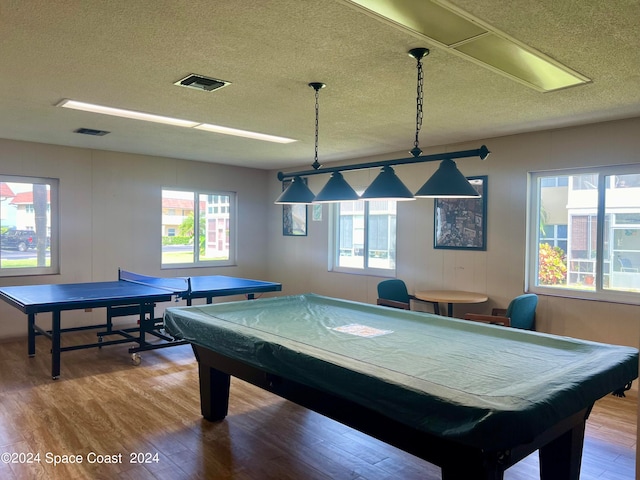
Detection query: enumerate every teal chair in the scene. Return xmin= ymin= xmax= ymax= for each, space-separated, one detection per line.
xmin=377 ymin=279 xmax=440 ymax=314
xmin=464 ymin=294 xmax=538 ymax=330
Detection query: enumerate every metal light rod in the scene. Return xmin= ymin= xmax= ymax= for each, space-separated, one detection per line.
xmin=277 ymin=145 xmax=489 ymax=181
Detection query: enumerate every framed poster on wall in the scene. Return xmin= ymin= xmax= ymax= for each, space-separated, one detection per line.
xmin=282 ymin=179 xmax=308 ymax=236
xmin=434 ymin=176 xmax=487 ymax=250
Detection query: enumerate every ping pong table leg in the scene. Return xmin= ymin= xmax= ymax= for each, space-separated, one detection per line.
xmin=51 ymin=310 xmax=61 ymax=380
xmin=28 ymin=313 xmax=36 ymax=357
xmin=137 ymin=304 xmax=147 ymax=350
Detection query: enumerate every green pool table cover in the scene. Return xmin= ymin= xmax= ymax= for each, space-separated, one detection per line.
xmin=164 ymin=294 xmax=638 ymax=450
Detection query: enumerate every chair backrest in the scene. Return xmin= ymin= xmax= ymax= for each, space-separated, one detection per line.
xmin=377 ymin=279 xmax=410 ymax=304
xmin=505 ymin=294 xmax=538 ymax=330
xmin=619 ymin=257 xmax=633 ymax=268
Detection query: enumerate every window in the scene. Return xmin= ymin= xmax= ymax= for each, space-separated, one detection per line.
xmin=540 ymin=224 xmax=568 ymax=253
xmin=528 ymin=165 xmax=640 ymax=303
xmin=540 ymin=176 xmax=569 ymax=188
xmin=161 ymin=189 xmax=236 ymax=268
xmin=332 ymin=199 xmax=397 ymax=275
xmin=0 ymin=175 xmax=59 ymax=276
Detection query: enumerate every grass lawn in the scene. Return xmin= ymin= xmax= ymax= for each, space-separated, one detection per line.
xmin=0 ymin=259 xmax=50 ymax=268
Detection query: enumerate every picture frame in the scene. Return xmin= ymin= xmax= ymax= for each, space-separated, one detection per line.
xmin=434 ymin=176 xmax=487 ymax=250
xmin=282 ymin=179 xmax=308 ymax=236
xmin=312 ymin=203 xmax=323 ymax=222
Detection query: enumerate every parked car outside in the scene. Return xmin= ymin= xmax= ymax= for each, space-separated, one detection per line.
xmin=0 ymin=229 xmax=37 ymax=251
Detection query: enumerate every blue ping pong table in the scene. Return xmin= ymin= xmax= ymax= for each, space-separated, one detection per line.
xmin=0 ymin=270 xmax=282 ymax=379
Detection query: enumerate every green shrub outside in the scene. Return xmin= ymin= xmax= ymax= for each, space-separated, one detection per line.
xmin=538 ymin=243 xmax=567 ymax=285
xmin=162 ymin=236 xmax=191 ymax=246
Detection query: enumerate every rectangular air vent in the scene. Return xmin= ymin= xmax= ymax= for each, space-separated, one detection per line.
xmin=174 ymin=74 xmax=231 ymax=92
xmin=74 ymin=128 xmax=110 ymax=136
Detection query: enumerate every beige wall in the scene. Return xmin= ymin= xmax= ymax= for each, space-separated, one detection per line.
xmin=0 ymin=138 xmax=270 ymax=338
xmin=2 ymin=119 xmax=637 ymax=346
xmin=267 ymin=116 xmax=640 ymax=349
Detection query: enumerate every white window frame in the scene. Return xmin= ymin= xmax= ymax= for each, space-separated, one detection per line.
xmin=527 ymin=164 xmax=640 ymax=305
xmin=0 ymin=175 xmax=59 ymax=277
xmin=329 ymin=200 xmax=397 ymax=277
xmin=161 ymin=188 xmax=236 ymax=269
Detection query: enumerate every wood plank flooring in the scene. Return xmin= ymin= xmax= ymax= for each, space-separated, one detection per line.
xmin=0 ymin=332 xmax=636 ymax=479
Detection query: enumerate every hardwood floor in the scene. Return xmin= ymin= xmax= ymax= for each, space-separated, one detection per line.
xmin=0 ymin=331 xmax=636 ymax=479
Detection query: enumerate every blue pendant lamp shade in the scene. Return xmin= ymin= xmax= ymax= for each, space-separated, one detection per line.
xmin=274 ymin=176 xmax=315 ymax=204
xmin=360 ymin=166 xmax=415 ymax=201
xmin=414 ymin=159 xmax=480 ymax=198
xmin=313 ymin=171 xmax=360 ymax=203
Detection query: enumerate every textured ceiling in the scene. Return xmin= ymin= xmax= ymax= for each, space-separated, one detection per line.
xmin=1 ymin=0 xmax=639 ymax=171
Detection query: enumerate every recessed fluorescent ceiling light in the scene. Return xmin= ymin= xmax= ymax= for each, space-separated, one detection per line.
xmin=56 ymin=99 xmax=297 ymax=144
xmin=343 ymin=0 xmax=590 ymax=92
xmin=57 ymin=99 xmax=199 ymax=127
xmin=193 ymin=123 xmax=295 ymax=143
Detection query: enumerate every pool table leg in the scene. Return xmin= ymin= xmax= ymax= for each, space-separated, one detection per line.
xmin=198 ymin=363 xmax=230 ymax=421
xmin=539 ymin=419 xmax=586 ymax=480
xmin=441 ymin=463 xmax=502 ymax=480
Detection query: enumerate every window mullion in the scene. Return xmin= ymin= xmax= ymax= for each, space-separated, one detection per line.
xmin=363 ymin=202 xmax=370 ymax=269
xmin=193 ymin=192 xmax=200 ymax=263
xmin=595 ymin=175 xmax=606 ymax=291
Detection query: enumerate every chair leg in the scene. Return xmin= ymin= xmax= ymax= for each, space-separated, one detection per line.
xmin=432 ymin=303 xmax=440 ymax=315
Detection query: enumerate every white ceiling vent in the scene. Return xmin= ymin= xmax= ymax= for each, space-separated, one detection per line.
xmin=174 ymin=74 xmax=231 ymax=92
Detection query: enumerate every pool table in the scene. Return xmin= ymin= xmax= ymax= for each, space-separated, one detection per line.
xmin=164 ymin=294 xmax=638 ymax=480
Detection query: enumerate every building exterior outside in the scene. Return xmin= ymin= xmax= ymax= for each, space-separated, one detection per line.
xmin=539 ymin=173 xmax=640 ymax=292
xmin=161 ymin=191 xmax=230 ymax=264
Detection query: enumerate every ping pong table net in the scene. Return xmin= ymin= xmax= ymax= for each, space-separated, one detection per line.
xmin=118 ymin=269 xmax=191 ymax=298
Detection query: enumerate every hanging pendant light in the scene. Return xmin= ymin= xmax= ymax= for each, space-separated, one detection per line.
xmin=314 ymin=171 xmax=359 ymax=203
xmin=414 ymin=156 xmax=480 ymax=198
xmin=274 ymin=82 xmax=327 ymax=205
xmin=406 ymin=48 xmax=480 ymax=198
xmin=360 ymin=166 xmax=415 ymax=201
xmin=310 ymin=83 xmax=359 ymax=203
xmin=415 ymin=159 xmax=480 ymax=197
xmin=274 ymin=175 xmax=315 ymax=204
xmin=360 ymin=48 xmax=432 ymax=202
xmin=274 ymin=49 xmax=489 ymax=203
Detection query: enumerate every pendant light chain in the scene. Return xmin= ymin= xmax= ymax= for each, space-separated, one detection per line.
xmin=408 ymin=47 xmax=429 ymax=158
xmin=309 ymin=82 xmax=325 ymax=170
xmin=414 ymin=56 xmax=424 ymax=152
xmin=313 ymin=86 xmax=321 ymax=169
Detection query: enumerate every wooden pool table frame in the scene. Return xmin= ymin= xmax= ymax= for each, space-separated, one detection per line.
xmin=192 ymin=344 xmax=590 ymax=480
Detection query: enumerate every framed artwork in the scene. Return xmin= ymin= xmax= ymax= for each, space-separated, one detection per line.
xmin=434 ymin=176 xmax=487 ymax=250
xmin=282 ymin=179 xmax=308 ymax=236
xmin=312 ymin=204 xmax=323 ymax=222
